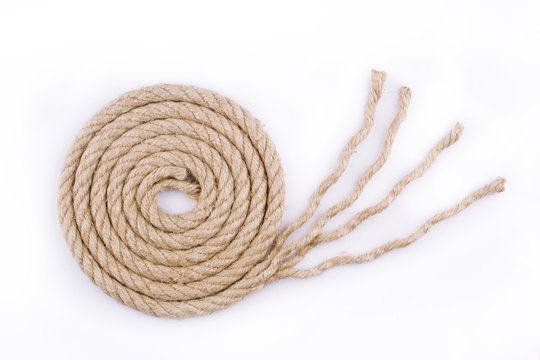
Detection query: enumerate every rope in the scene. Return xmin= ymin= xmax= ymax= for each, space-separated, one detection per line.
xmin=58 ymin=70 xmax=505 ymax=318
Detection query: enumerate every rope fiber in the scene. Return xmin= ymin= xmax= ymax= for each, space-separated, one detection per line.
xmin=58 ymin=70 xmax=505 ymax=318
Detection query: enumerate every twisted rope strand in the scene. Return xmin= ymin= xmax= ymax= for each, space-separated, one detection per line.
xmin=273 ymin=86 xmax=411 ymax=268
xmin=282 ymin=177 xmax=506 ymax=279
xmin=273 ymin=122 xmax=472 ymax=279
xmin=58 ymin=70 xmax=505 ymax=318
xmin=272 ymin=70 xmax=387 ymax=249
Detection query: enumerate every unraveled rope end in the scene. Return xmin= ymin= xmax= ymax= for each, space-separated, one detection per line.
xmin=371 ymin=69 xmax=387 ymax=97
xmin=274 ymin=76 xmax=505 ymax=282
xmin=488 ymin=177 xmax=506 ymax=193
xmin=451 ymin=122 xmax=464 ymax=141
xmin=400 ymin=86 xmax=412 ymax=100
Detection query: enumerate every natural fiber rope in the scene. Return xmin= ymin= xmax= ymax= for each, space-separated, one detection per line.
xmin=58 ymin=70 xmax=505 ymax=318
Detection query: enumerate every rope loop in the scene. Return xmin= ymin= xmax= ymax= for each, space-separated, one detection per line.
xmin=59 ymin=71 xmax=504 ymax=317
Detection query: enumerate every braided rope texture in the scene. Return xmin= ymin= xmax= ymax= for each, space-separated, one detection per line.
xmin=58 ymin=71 xmax=505 ymax=318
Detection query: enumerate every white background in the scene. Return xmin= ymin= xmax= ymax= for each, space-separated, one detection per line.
xmin=1 ymin=0 xmax=539 ymax=359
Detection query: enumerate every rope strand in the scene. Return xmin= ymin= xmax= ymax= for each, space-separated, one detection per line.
xmin=59 ymin=70 xmax=505 ymax=317
xmin=273 ymin=86 xmax=411 ymax=269
xmin=271 ymin=70 xmax=387 ymax=251
xmin=283 ymin=177 xmax=505 ymax=279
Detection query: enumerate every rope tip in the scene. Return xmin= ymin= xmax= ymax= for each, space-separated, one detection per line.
xmin=371 ymin=69 xmax=387 ymax=79
xmin=491 ymin=177 xmax=506 ymax=193
xmin=449 ymin=122 xmax=464 ymax=143
xmin=400 ymin=87 xmax=412 ymax=103
xmin=371 ymin=69 xmax=387 ymax=96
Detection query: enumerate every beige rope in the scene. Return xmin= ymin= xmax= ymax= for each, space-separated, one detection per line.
xmin=58 ymin=70 xmax=505 ymax=318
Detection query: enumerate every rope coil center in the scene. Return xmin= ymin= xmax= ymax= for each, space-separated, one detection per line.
xmin=58 ymin=70 xmax=504 ymax=318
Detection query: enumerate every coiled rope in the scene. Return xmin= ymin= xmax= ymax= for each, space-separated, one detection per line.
xmin=58 ymin=70 xmax=505 ymax=318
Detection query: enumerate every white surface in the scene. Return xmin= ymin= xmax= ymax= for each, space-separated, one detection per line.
xmin=1 ymin=0 xmax=539 ymax=359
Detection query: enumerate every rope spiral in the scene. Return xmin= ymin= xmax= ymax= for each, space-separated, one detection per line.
xmin=58 ymin=70 xmax=505 ymax=318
